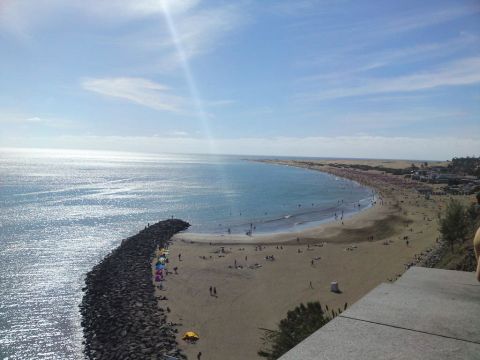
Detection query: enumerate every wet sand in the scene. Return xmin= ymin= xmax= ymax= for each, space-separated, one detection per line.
xmin=157 ymin=160 xmax=451 ymax=360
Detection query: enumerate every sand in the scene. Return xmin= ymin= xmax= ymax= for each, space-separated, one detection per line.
xmin=155 ymin=160 xmax=466 ymax=360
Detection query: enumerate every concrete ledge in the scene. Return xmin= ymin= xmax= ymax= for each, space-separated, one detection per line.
xmin=341 ymin=282 xmax=480 ymax=343
xmin=279 ymin=267 xmax=480 ymax=359
xmin=279 ymin=316 xmax=479 ymax=360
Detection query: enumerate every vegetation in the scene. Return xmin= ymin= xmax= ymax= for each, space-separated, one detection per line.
xmin=438 ymin=199 xmax=469 ymax=252
xmin=329 ymin=163 xmax=410 ymax=175
xmin=436 ymin=199 xmax=480 ymax=271
xmin=258 ymin=301 xmax=347 ymax=360
xmin=447 ymin=156 xmax=480 ymax=177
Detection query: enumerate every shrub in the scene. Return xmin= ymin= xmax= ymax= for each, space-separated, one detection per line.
xmin=258 ymin=301 xmax=347 ymax=360
xmin=439 ymin=199 xmax=469 ymax=252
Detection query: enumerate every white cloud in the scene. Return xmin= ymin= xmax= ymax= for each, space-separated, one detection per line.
xmin=169 ymin=130 xmax=189 ymax=137
xmin=382 ymin=5 xmax=480 ymax=34
xmin=270 ymin=0 xmax=338 ymax=17
xmin=82 ymin=77 xmax=185 ymax=112
xmin=26 ymin=117 xmax=44 ymax=123
xmin=0 ymin=0 xmax=200 ymax=35
xmin=146 ymin=3 xmax=244 ymax=69
xmin=202 ymin=99 xmax=236 ymax=107
xmin=329 ymin=5 xmax=479 ymax=38
xmin=0 ymin=0 xmax=245 ymax=69
xmin=4 ymin=134 xmax=479 ymax=161
xmin=0 ymin=113 xmax=75 ymax=128
xmin=298 ymin=56 xmax=480 ymax=101
xmin=300 ymin=32 xmax=479 ymax=80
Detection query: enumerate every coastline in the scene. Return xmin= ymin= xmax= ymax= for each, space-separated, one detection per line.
xmin=80 ymin=219 xmax=190 ymax=359
xmin=163 ymin=159 xmax=448 ymax=359
xmin=174 ymin=159 xmax=397 ymax=245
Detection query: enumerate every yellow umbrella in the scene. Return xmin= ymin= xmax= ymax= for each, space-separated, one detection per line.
xmin=182 ymin=331 xmax=199 ymax=340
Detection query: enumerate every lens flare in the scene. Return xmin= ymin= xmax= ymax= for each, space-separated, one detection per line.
xmin=159 ymin=0 xmax=216 ymax=153
xmin=159 ymin=0 xmax=238 ymax=215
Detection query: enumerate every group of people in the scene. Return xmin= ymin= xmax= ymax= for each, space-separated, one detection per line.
xmin=154 ymin=247 xmax=170 ymax=290
xmin=209 ymin=286 xmax=217 ymax=297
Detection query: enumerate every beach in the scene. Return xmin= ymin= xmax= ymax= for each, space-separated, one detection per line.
xmin=159 ymin=159 xmax=454 ymax=360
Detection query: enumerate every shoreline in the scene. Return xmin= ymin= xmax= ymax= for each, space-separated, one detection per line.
xmin=174 ymin=160 xmax=392 ymax=246
xmin=172 ymin=202 xmax=397 ymax=246
xmin=163 ymin=159 xmax=449 ymax=359
xmin=80 ymin=219 xmax=190 ymax=359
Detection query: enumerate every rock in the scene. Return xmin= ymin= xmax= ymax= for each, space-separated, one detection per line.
xmin=79 ymin=219 xmax=190 ymax=359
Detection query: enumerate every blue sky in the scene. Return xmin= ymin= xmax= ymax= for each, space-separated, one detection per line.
xmin=0 ymin=0 xmax=479 ymax=159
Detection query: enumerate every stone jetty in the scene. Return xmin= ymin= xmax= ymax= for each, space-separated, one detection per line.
xmin=80 ymin=219 xmax=190 ymax=359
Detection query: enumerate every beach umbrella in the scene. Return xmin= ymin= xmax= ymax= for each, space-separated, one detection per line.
xmin=182 ymin=331 xmax=199 ymax=340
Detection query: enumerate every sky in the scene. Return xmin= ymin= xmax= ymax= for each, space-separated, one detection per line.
xmin=0 ymin=0 xmax=479 ymax=160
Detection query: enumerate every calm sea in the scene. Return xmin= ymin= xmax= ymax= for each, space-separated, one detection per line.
xmin=0 ymin=148 xmax=372 ymax=359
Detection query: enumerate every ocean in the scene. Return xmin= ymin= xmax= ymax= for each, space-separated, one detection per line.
xmin=0 ymin=148 xmax=372 ymax=359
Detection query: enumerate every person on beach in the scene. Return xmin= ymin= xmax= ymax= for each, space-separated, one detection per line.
xmin=197 ymin=352 xmax=202 ymax=359
xmin=178 ymin=253 xmax=182 ymax=261
xmin=474 ymin=227 xmax=480 ymax=281
xmin=209 ymin=286 xmax=212 ymax=296
xmin=213 ymin=287 xmax=217 ymax=296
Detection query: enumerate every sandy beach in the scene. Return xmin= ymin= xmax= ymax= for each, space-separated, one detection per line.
xmin=156 ymin=160 xmax=457 ymax=360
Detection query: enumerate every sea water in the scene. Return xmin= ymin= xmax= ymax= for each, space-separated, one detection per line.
xmin=0 ymin=148 xmax=372 ymax=359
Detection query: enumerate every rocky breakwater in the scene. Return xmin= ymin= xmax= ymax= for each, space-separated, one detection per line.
xmin=80 ymin=219 xmax=190 ymax=359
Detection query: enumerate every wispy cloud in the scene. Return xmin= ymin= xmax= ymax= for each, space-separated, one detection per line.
xmin=145 ymin=4 xmax=245 ymax=71
xmin=82 ymin=77 xmax=185 ymax=112
xmin=0 ymin=112 xmax=76 ymax=128
xmin=382 ymin=5 xmax=480 ymax=34
xmin=322 ymin=4 xmax=478 ymax=37
xmin=168 ymin=130 xmax=189 ymax=137
xmin=299 ymin=32 xmax=479 ymax=79
xmin=0 ymin=0 xmax=245 ymax=69
xmin=298 ymin=56 xmax=480 ymax=101
xmin=270 ymin=0 xmax=341 ymax=17
xmin=203 ymin=99 xmax=236 ymax=107
xmin=0 ymin=0 xmax=200 ymax=35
